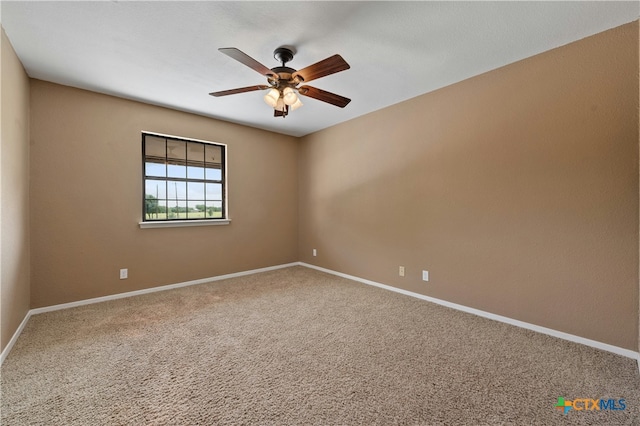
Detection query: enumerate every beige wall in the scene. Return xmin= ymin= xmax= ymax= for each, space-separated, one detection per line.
xmin=3 ymin=21 xmax=638 ymax=354
xmin=299 ymin=21 xmax=639 ymax=350
xmin=1 ymin=28 xmax=31 ymax=352
xmin=29 ymin=81 xmax=298 ymax=307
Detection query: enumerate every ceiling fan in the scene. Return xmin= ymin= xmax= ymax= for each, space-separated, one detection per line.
xmin=209 ymin=46 xmax=351 ymax=118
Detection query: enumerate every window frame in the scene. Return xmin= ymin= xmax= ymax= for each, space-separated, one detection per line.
xmin=139 ymin=131 xmax=229 ymax=228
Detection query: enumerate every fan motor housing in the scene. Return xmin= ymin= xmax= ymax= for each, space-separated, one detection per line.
xmin=269 ymin=66 xmax=301 ymax=87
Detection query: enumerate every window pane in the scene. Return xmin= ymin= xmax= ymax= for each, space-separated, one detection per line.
xmin=186 ymin=201 xmax=205 ymax=219
xmin=145 ymin=180 xmax=166 ymax=199
xmin=145 ymin=136 xmax=166 ymax=161
xmin=187 ymin=166 xmax=205 ymax=179
xmin=167 ymin=140 xmax=186 ymax=161
xmin=145 ymin=199 xmax=168 ymax=219
xmin=187 ymin=182 xmax=204 ymax=200
xmin=206 ymin=183 xmax=222 ymax=200
xmin=167 ymin=164 xmax=186 ymax=178
xmin=167 ymin=181 xmax=187 ymax=200
xmin=188 ymin=201 xmax=206 ymax=216
xmin=168 ymin=201 xmax=188 ymax=219
xmin=158 ymin=200 xmax=168 ymax=219
xmin=205 ymin=166 xmax=222 ymax=181
xmin=205 ymin=201 xmax=223 ymax=218
xmin=205 ymin=144 xmax=222 ymax=166
xmin=144 ymin=195 xmax=163 ymax=219
xmin=187 ymin=143 xmax=204 ymax=162
xmin=145 ymin=162 xmax=166 ymax=177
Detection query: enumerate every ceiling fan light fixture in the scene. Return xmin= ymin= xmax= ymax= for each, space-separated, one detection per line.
xmin=282 ymin=87 xmax=298 ymax=105
xmin=263 ymin=88 xmax=280 ymax=107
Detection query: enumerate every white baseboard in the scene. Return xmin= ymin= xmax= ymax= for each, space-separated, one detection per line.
xmin=3 ymin=261 xmax=638 ymax=368
xmin=0 ymin=310 xmax=32 ymax=365
xmin=1 ymin=262 xmax=298 ymax=365
xmin=300 ymin=262 xmax=640 ymax=361
xmin=30 ymin=262 xmax=299 ymax=315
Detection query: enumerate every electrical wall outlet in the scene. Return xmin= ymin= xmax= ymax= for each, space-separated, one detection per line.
xmin=313 ymin=249 xmax=317 ymax=257
xmin=120 ymin=268 xmax=128 ymax=279
xmin=399 ymin=266 xmax=405 ymax=277
xmin=422 ymin=270 xmax=429 ymax=281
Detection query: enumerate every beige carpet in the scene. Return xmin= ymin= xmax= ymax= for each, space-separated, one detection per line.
xmin=1 ymin=266 xmax=639 ymax=425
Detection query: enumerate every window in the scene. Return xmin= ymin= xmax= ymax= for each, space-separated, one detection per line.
xmin=142 ymin=132 xmax=227 ymax=224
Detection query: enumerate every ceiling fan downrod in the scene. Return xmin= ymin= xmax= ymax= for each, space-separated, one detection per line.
xmin=273 ymin=47 xmax=294 ymax=67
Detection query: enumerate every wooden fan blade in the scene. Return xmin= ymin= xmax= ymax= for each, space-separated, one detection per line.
xmin=219 ymin=48 xmax=275 ymax=77
xmin=209 ymin=85 xmax=269 ymax=97
xmin=293 ymin=54 xmax=350 ymax=83
xmin=298 ymin=85 xmax=351 ymax=108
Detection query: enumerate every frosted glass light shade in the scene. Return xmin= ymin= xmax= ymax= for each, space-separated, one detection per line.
xmin=290 ymin=98 xmax=303 ymax=110
xmin=275 ymin=98 xmax=286 ymax=112
xmin=263 ymin=88 xmax=279 ymax=107
xmin=283 ymin=87 xmax=298 ymax=106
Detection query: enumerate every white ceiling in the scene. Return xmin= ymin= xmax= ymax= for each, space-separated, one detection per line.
xmin=1 ymin=1 xmax=638 ymax=137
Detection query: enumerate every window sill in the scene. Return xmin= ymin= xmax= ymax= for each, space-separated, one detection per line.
xmin=139 ymin=219 xmax=231 ymax=229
